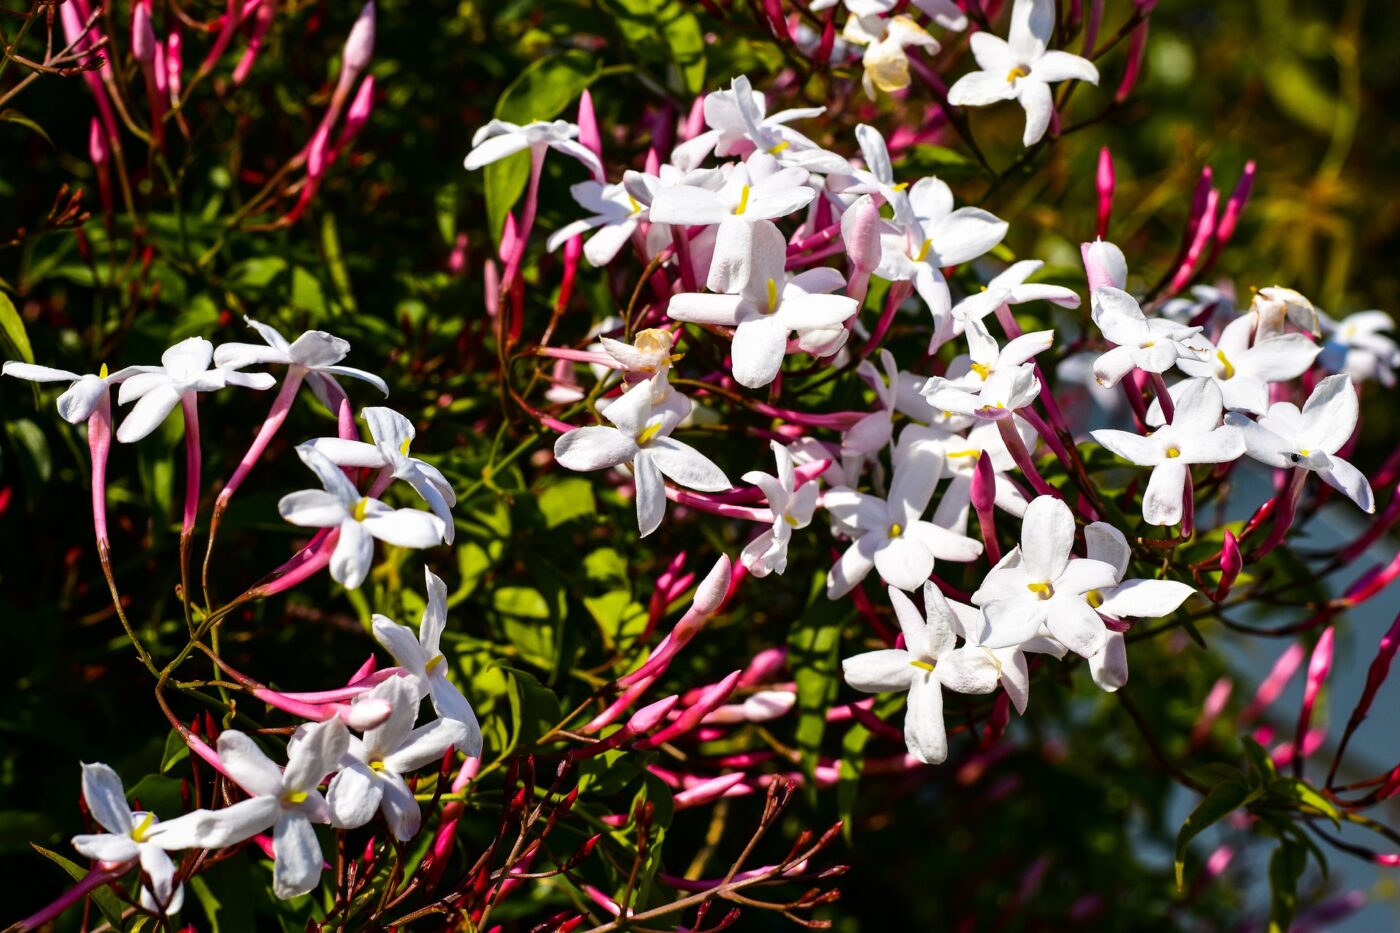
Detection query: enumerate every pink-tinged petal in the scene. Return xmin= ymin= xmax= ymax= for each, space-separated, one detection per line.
xmin=1019 ymin=495 xmax=1073 ymax=582
xmin=272 ymin=811 xmax=324 ymax=899
xmin=1089 ymin=632 xmax=1129 ymax=691
xmin=1098 ymin=579 xmax=1196 ymax=618
xmin=216 ymin=731 xmax=285 ymax=798
xmin=80 ymin=762 xmax=133 ymax=836
xmin=903 ymin=672 xmax=948 ymax=764
xmin=1045 ymin=593 xmax=1108 ymax=658
xmin=1142 ymin=460 xmax=1188 ymax=526
xmin=842 ymin=648 xmax=917 ymax=693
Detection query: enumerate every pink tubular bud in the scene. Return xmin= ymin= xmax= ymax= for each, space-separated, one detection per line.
xmin=166 ymin=31 xmax=183 ymax=102
xmin=1095 ymin=147 xmax=1115 ymax=239
xmin=1342 ymin=550 xmax=1400 ymax=608
xmin=739 ymin=647 xmax=787 ymax=686
xmin=760 ymin=0 xmax=791 ymax=42
xmin=88 ymin=118 xmax=108 ymax=166
xmin=1293 ymin=627 xmax=1335 ymax=762
xmin=131 ymin=0 xmax=156 ymax=63
xmin=970 ymin=450 xmax=997 ymax=513
xmin=815 ymin=12 xmax=836 ymax=67
xmin=638 ymin=671 xmax=741 ymax=748
xmin=1190 ymin=677 xmax=1233 ymax=746
xmin=624 ymin=695 xmax=677 ymax=736
xmin=577 ymin=89 xmax=603 ymax=162
xmin=671 ymin=772 xmax=746 ymax=809
xmin=340 ymin=75 xmax=375 ymax=142
xmin=1114 ymin=19 xmax=1149 ymax=103
xmin=1081 ymin=239 xmax=1127 ymax=292
xmin=340 ymin=697 xmax=392 ymax=730
xmin=1211 ymin=161 xmax=1255 ymax=252
xmin=1240 ymin=642 xmax=1306 ymax=725
xmin=692 ymin=553 xmax=732 ymax=615
xmin=841 ymin=195 xmax=883 ymax=276
xmin=1214 ymin=529 xmax=1241 ymax=601
xmin=681 ymin=94 xmax=706 ymax=142
xmin=341 ymin=1 xmax=375 ymax=85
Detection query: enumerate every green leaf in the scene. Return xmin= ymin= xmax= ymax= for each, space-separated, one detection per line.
xmin=126 ymin=774 xmax=184 ymax=818
xmin=5 ymin=417 xmax=51 ymax=489
xmin=32 ymin=843 xmax=127 ymax=930
xmin=787 ymin=571 xmax=851 ymax=799
xmin=496 ymin=663 xmax=563 ymax=754
xmin=1270 ymin=777 xmax=1341 ymax=828
xmin=602 ymin=0 xmax=707 ymax=93
xmin=484 ymin=50 xmax=600 ymax=243
xmin=161 ymin=728 xmax=191 ymax=774
xmin=1174 ymin=780 xmax=1250 ymax=891
xmin=1267 ymin=841 xmax=1308 ymax=932
xmin=0 ymin=289 xmax=33 ymax=363
xmin=537 ymin=476 xmax=596 ymax=528
xmin=188 ymin=859 xmax=256 ymax=933
xmin=0 ymin=109 xmax=54 ymax=148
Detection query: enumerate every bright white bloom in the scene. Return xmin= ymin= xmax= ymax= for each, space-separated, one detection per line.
xmin=327 ymin=675 xmax=469 ymax=840
xmin=727 ymin=75 xmax=849 ymax=173
xmin=372 ymin=569 xmax=484 ymax=751
xmin=115 ymin=337 xmax=274 ymax=442
xmin=741 ymin=441 xmax=820 ymax=577
xmin=843 ymin=13 xmax=940 ymax=98
xmin=875 ymin=177 xmax=1008 ymax=324
xmin=922 ymin=360 xmax=1041 ymax=421
xmin=667 ymin=220 xmax=858 ymax=388
xmin=649 ymin=152 xmax=816 ymax=293
xmin=842 ymin=349 xmax=903 ymax=461
xmin=1080 ymin=522 xmax=1197 ymax=690
xmin=671 ymin=77 xmax=828 ymax=171
xmin=1175 ymin=315 xmax=1320 ymax=414
xmin=71 ymin=763 xmax=206 ymax=914
xmin=204 ymin=720 xmax=347 ymax=899
xmin=971 ymin=496 xmax=1120 ymax=658
xmin=1225 ymin=374 xmax=1374 ymax=513
xmin=946 ymin=0 xmax=1099 ymax=146
xmin=463 ymin=119 xmax=602 ymax=178
xmin=842 ymin=583 xmax=998 ymax=765
xmin=939 ymin=319 xmax=1055 ymax=390
xmin=825 ymin=444 xmax=983 ymax=598
xmin=811 ymin=0 xmax=967 ymax=30
xmin=832 ymin=124 xmax=911 ymax=221
xmin=599 ymin=327 xmax=678 ymax=376
xmin=213 ymin=316 xmax=388 ymax=409
xmin=306 ymin=407 xmax=457 ymax=543
xmin=950 ymin=259 xmax=1081 ymax=332
xmin=1092 ymin=378 xmax=1245 ymax=526
xmin=553 ymin=374 xmax=728 ymax=536
xmin=1090 ymin=287 xmax=1211 ymax=388
xmin=900 ymin=419 xmax=1034 ymax=531
xmin=546 ymin=180 xmax=645 ymax=267
xmin=1319 ymin=310 xmax=1399 ymax=387
xmin=278 ymin=445 xmax=446 ymax=588
xmin=1 ymin=362 xmax=138 ymax=423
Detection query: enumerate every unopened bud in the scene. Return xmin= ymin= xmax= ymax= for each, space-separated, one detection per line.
xmin=1081 ymin=239 xmax=1127 ymax=291
xmin=88 ymin=118 xmax=108 ymax=166
xmin=692 ymin=554 xmax=731 ymax=615
xmin=132 ymin=0 xmax=156 ymax=63
xmin=841 ymin=195 xmax=883 ymax=276
xmin=341 ymin=1 xmax=376 ymax=82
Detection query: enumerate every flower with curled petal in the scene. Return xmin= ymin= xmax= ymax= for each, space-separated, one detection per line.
xmin=740 ymin=440 xmax=820 ymax=578
xmin=1225 ymin=373 xmax=1375 ymax=513
xmin=327 ymin=675 xmax=470 ymax=840
xmin=305 ymin=407 xmax=457 ymax=543
xmin=671 ymin=75 xmax=830 ymax=172
xmin=1089 ymin=287 xmax=1212 ymax=388
xmin=1 ymin=361 xmax=140 ymax=424
xmin=463 ymin=118 xmax=602 ymax=178
xmin=1092 ymin=377 xmax=1245 ymax=526
xmin=214 ymin=315 xmax=388 ymax=409
xmin=971 ymin=496 xmax=1121 ymax=658
xmin=946 ymin=0 xmax=1099 ymax=146
xmin=842 ymin=583 xmax=999 ymax=765
xmin=1174 ymin=314 xmax=1320 ymax=414
xmin=950 ymin=259 xmax=1082 ymax=334
xmin=278 ymin=445 xmax=446 ymax=588
xmin=115 ymin=337 xmax=275 ymax=442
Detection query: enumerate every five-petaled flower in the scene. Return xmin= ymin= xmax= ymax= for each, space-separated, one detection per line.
xmin=740 ymin=440 xmax=821 ymax=577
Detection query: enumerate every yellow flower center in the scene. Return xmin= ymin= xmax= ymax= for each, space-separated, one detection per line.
xmin=352 ymin=497 xmax=370 ymax=521
xmin=370 ymin=759 xmax=387 ymax=772
xmin=399 ymin=437 xmax=412 ymax=456
xmin=970 ymin=362 xmax=992 ymax=380
xmin=1027 ymin=582 xmax=1053 ymax=600
xmin=628 ymin=194 xmax=642 ymax=214
xmin=637 ymin=422 xmax=663 ymax=446
xmin=1298 ymin=448 xmax=1310 ymax=457
xmin=892 ymin=181 xmax=910 ymax=192
xmin=425 ymin=654 xmax=446 ymax=673
xmin=946 ymin=448 xmax=979 ymax=459
xmin=130 ymin=812 xmax=155 ymax=843
xmin=889 ymin=523 xmax=904 ymax=538
xmin=282 ymin=790 xmax=309 ymax=806
xmin=1216 ymin=350 xmax=1236 ymax=380
xmin=1086 ymin=589 xmax=1104 ymax=609
xmin=1166 ymin=447 xmax=1181 ymax=458
xmin=784 ymin=514 xmax=800 ymax=527
xmin=910 ymin=659 xmax=935 ymax=672
xmin=913 ymin=239 xmax=932 ymax=263
xmin=733 ymin=184 xmax=751 ymax=215
xmin=766 ymin=278 xmax=780 ymax=315
xmin=1006 ymin=65 xmax=1031 ymax=83
xmin=767 ymin=140 xmax=791 ymax=155
xmin=99 ymin=363 xmax=109 ymax=379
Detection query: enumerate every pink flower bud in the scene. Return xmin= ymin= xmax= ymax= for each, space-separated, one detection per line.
xmin=340 ymin=697 xmax=392 ymax=730
xmin=131 ymin=0 xmax=156 ymax=63
xmin=1213 ymin=530 xmax=1241 ymax=601
xmin=692 ymin=553 xmax=731 ymax=615
xmin=1095 ymin=147 xmax=1115 ymax=239
xmin=341 ymin=74 xmax=375 ymax=139
xmin=1240 ymin=642 xmax=1305 ymax=724
xmin=672 ymin=772 xmax=746 ymax=809
xmin=1081 ymin=239 xmax=1127 ymax=291
xmin=88 ymin=118 xmax=108 ymax=166
xmin=1114 ymin=20 xmax=1149 ymax=102
xmin=341 ymin=1 xmax=375 ymax=82
xmin=577 ymin=88 xmax=602 ymax=161
xmin=1293 ymin=627 xmax=1335 ymax=761
xmin=624 ymin=695 xmax=677 ymax=735
xmin=841 ymin=195 xmax=883 ymax=276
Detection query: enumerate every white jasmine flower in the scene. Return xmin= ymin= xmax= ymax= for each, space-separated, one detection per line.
xmin=1249 ymin=286 xmax=1320 ymax=340
xmin=1319 ymin=310 xmax=1399 ymax=387
xmin=648 ymin=152 xmax=817 ymax=293
xmin=946 ymin=0 xmax=1099 ymax=146
xmin=1 ymin=362 xmax=137 ymax=424
xmin=213 ymin=316 xmax=388 ymax=409
xmin=463 ymin=119 xmax=602 ymax=177
xmin=922 ymin=360 xmax=1041 ymax=421
xmin=1092 ymin=378 xmax=1245 ymax=526
xmin=278 ymin=445 xmax=446 ymax=588
xmin=811 ymin=0 xmax=967 ymax=31
xmin=115 ymin=337 xmax=274 ymax=442
xmin=546 ymin=180 xmax=645 ymax=267
xmin=372 ymin=568 xmax=484 ymax=751
xmin=670 ymin=77 xmax=828 ymax=172
xmin=667 ymin=220 xmax=858 ymax=388
xmin=741 ymin=440 xmax=820 ymax=577
xmin=939 ymin=318 xmax=1055 ymax=390
xmin=874 ymin=177 xmax=1008 ymax=324
xmin=1090 ymin=287 xmax=1211 ymax=388
xmin=327 ymin=675 xmax=470 ymax=840
xmin=971 ymin=496 xmax=1121 ymax=658
xmin=1225 ymin=374 xmax=1374 ymax=513
xmin=306 ymin=407 xmax=457 ymax=543
xmin=825 ymin=444 xmax=983 ymax=598
xmin=1175 ymin=314 xmax=1320 ymax=414
xmin=842 ymin=583 xmax=998 ymax=765
xmin=844 ymin=13 xmax=940 ymax=98
xmin=950 ymin=259 xmax=1082 ymax=332
xmin=553 ymin=373 xmax=728 ymax=536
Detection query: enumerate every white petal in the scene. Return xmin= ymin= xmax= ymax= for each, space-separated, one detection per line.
xmin=1089 ymin=632 xmax=1129 ymax=691
xmin=72 ymin=832 xmax=139 ymax=863
xmin=730 ymin=316 xmax=789 ymax=388
xmin=874 ymin=535 xmax=934 ymax=591
xmin=947 ymin=70 xmax=1019 ymax=107
xmin=80 ymin=763 xmax=133 ymax=836
xmin=272 ymin=810 xmax=324 ymax=899
xmin=633 ymin=449 xmax=667 ymax=537
xmin=554 ymin=426 xmax=638 ymax=472
xmin=278 ymin=490 xmax=347 ymax=528
xmin=145 ymin=797 xmax=279 ymax=850
xmin=1019 ymin=495 xmax=1073 ymax=582
xmin=285 ymin=719 xmax=349 ymax=793
xmin=331 ymin=520 xmax=375 ymax=588
xmin=464 ymin=132 xmax=529 ymax=170
xmin=216 ymin=731 xmax=285 ymax=799
xmin=903 ymin=673 xmax=948 ymax=764
xmin=843 ymin=649 xmax=917 ymax=693
xmin=1083 ymin=522 xmax=1129 ymax=579
xmin=827 ymin=533 xmax=880 ymax=599
xmin=377 ymin=771 xmax=422 ymax=841
xmin=384 ymin=718 xmax=471 ymax=774
xmin=116 ymin=384 xmax=181 ymax=443
xmin=980 ymin=592 xmax=1048 ymax=648
xmin=327 ymin=762 xmax=382 ymax=829
xmin=372 ymin=617 xmax=430 ymax=675
xmin=937 ymin=647 xmax=1000 ymax=694
xmin=1318 ymin=456 xmax=1375 ymax=513
xmin=1098 ymin=579 xmax=1196 ymax=618
xmin=138 ymin=844 xmax=179 ymax=912
xmin=1142 ymin=460 xmax=1188 ymax=526
xmin=1034 ymin=51 xmax=1099 ymax=84
xmin=1300 ymin=374 xmax=1358 ymax=454
xmin=648 ymin=436 xmax=729 ymax=492
xmin=362 ymin=507 xmax=447 ymax=548
xmin=1044 ymin=594 xmax=1108 ymax=658
xmin=55 ymin=375 xmax=110 ymax=424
